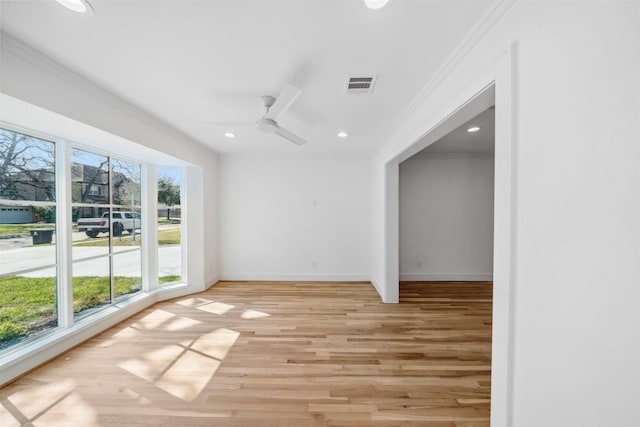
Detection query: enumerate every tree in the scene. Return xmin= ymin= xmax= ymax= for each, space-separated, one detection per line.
xmin=112 ymin=159 xmax=141 ymax=206
xmin=34 ymin=206 xmax=55 ymax=223
xmin=157 ymin=176 xmax=180 ymax=219
xmin=0 ymin=129 xmax=55 ymax=201
xmin=70 ymin=149 xmax=109 ymax=205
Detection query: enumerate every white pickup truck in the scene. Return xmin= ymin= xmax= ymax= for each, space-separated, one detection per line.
xmin=77 ymin=211 xmax=141 ymax=238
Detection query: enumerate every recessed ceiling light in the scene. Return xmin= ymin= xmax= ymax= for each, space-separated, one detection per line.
xmin=467 ymin=126 xmax=481 ymax=133
xmin=337 ymin=132 xmax=349 ymax=138
xmin=364 ymin=0 xmax=392 ymax=10
xmin=224 ymin=132 xmax=236 ymax=138
xmin=56 ymin=0 xmax=94 ymax=14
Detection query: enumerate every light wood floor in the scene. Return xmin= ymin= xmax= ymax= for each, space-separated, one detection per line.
xmin=0 ymin=281 xmax=492 ymax=426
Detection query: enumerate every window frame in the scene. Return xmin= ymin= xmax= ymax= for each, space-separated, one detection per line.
xmin=70 ymin=145 xmax=144 ymax=320
xmin=0 ymin=122 xmax=188 ymax=359
xmin=0 ymin=125 xmax=61 ymax=348
xmin=155 ymin=166 xmax=185 ymax=288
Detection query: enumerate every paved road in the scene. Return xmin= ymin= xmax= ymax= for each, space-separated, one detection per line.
xmin=0 ymin=245 xmax=182 ymax=278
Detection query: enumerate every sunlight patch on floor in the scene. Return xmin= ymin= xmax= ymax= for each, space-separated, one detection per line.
xmin=191 ymin=328 xmax=240 ymax=360
xmin=0 ymin=405 xmax=20 ymax=427
xmin=155 ymin=351 xmax=221 ymax=401
xmin=5 ymin=379 xmax=75 ymax=420
xmin=118 ymin=344 xmax=185 ymax=382
xmin=121 ymin=388 xmax=153 ymax=406
xmin=32 ymin=391 xmax=97 ymax=427
xmin=2 ymin=379 xmax=98 ymax=427
xmin=96 ymin=326 xmax=139 ymax=347
xmin=117 ymin=327 xmax=239 ymax=402
xmin=175 ymin=297 xmax=213 ymax=307
xmin=240 ymin=309 xmax=270 ymax=319
xmin=197 ymin=301 xmax=235 ymax=315
xmin=163 ymin=315 xmax=202 ymax=331
xmin=132 ymin=309 xmax=176 ymax=329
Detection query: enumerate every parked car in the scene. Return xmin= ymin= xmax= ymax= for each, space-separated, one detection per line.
xmin=77 ymin=211 xmax=141 ymax=238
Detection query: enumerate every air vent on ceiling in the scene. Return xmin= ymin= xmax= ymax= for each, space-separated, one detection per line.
xmin=345 ymin=75 xmax=377 ymax=94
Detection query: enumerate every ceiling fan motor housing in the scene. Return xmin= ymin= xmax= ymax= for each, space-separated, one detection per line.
xmin=262 ymin=95 xmax=276 ymax=108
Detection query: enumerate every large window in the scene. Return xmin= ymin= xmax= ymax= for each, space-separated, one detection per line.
xmin=0 ymin=128 xmax=57 ymax=350
xmin=157 ymin=167 xmax=182 ymax=285
xmin=0 ymin=124 xmax=188 ymax=354
xmin=71 ymin=148 xmax=142 ymax=318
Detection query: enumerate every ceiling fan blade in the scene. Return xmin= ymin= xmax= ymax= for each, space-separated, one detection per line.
xmin=203 ymin=121 xmax=255 ymax=126
xmin=265 ymin=84 xmax=301 ymax=120
xmin=275 ymin=126 xmax=307 ymax=146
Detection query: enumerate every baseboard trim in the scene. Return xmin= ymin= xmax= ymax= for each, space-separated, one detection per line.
xmin=370 ymin=276 xmax=384 ymax=300
xmin=400 ymin=273 xmax=493 ymax=281
xmin=155 ymin=283 xmax=193 ymax=302
xmin=219 ymin=273 xmax=370 ymax=282
xmin=205 ymin=274 xmax=219 ymax=289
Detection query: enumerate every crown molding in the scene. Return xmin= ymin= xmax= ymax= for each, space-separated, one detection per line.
xmin=0 ymin=30 xmax=215 ymax=155
xmin=384 ymin=0 xmax=515 ymax=143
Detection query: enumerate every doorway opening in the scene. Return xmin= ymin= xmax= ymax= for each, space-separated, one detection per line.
xmin=399 ymin=106 xmax=495 ymax=284
xmin=382 ymin=78 xmax=517 ymax=423
xmin=397 ymin=103 xmax=495 ymax=419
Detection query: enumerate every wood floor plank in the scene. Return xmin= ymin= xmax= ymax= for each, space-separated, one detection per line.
xmin=0 ymin=281 xmax=492 ymax=426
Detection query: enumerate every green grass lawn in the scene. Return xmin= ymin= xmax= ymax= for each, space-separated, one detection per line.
xmin=158 ymin=218 xmax=181 ymax=225
xmin=0 ymin=274 xmax=183 ymax=347
xmin=159 ymin=275 xmax=181 ymax=283
xmin=1 ymin=222 xmax=178 ymax=238
xmin=73 ymin=235 xmax=141 ymax=247
xmin=0 ymin=223 xmax=55 ymax=236
xmin=73 ymin=228 xmax=180 ymax=247
xmin=0 ymin=275 xmax=140 ymax=347
xmin=2 ymin=221 xmax=181 ymax=346
xmin=158 ymin=229 xmax=181 ymax=245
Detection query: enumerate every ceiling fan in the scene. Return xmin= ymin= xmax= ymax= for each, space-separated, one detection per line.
xmin=213 ymin=84 xmax=308 ymax=146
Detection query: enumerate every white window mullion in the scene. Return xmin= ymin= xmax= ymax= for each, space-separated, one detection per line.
xmin=142 ymin=164 xmax=157 ymax=291
xmin=179 ymin=167 xmax=186 ymax=284
xmin=56 ymin=140 xmax=73 ymax=328
xmin=108 ymin=157 xmax=114 ymax=305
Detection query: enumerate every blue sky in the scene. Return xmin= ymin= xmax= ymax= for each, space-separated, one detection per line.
xmin=157 ymin=167 xmax=181 ymax=184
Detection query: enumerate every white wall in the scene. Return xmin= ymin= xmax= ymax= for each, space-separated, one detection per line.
xmin=219 ymin=153 xmax=370 ymax=281
xmin=0 ymin=33 xmax=219 ymax=290
xmin=373 ymin=1 xmax=640 ymax=426
xmin=0 ymin=32 xmax=220 ymax=385
xmin=399 ymin=152 xmax=494 ymax=281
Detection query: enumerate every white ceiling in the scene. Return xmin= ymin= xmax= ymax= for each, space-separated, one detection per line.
xmin=422 ymin=106 xmax=495 ymax=154
xmin=0 ymin=0 xmax=493 ymax=154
